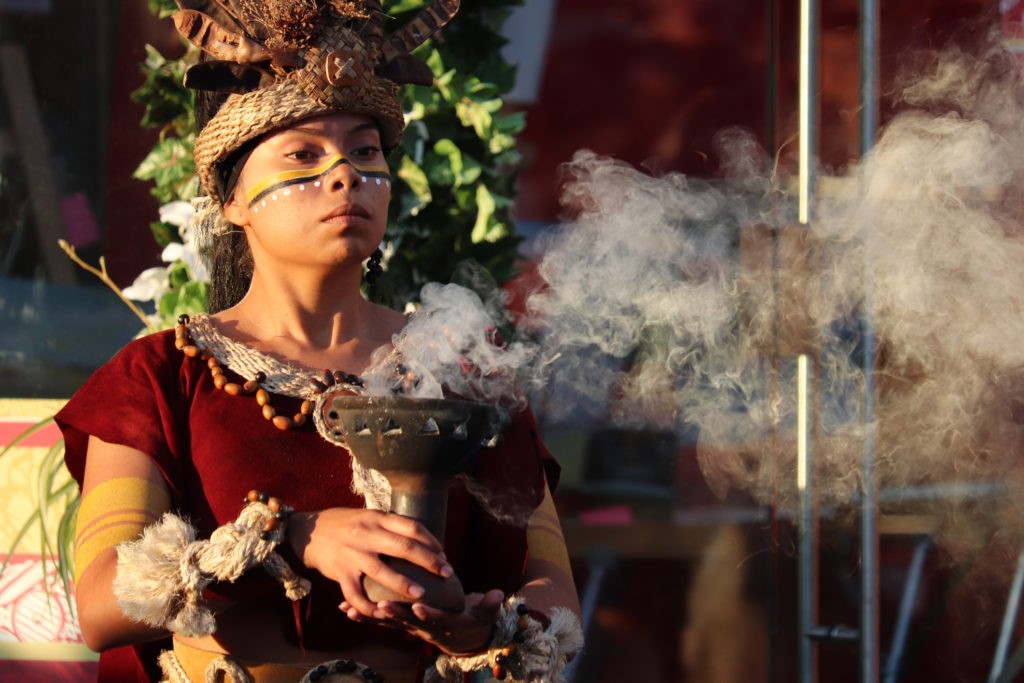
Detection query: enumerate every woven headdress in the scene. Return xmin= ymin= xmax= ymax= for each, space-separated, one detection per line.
xmin=173 ymin=0 xmax=459 ymax=201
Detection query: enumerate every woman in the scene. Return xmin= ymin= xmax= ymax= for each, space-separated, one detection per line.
xmin=56 ymin=2 xmax=581 ymax=681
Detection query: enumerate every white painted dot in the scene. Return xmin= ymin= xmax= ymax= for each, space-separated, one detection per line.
xmin=299 ymin=184 xmax=305 ymax=191
xmin=361 ymin=176 xmax=368 ymax=183
xmin=261 ymin=200 xmax=267 ymax=207
xmin=375 ymin=178 xmax=381 ymax=185
xmin=314 ymin=180 xmax=321 ymax=187
xmin=283 ymin=188 xmax=291 ymax=196
xmin=272 ymin=194 xmax=278 ymax=201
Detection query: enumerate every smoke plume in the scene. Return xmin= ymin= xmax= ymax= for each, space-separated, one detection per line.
xmin=521 ymin=38 xmax=1024 ymax=549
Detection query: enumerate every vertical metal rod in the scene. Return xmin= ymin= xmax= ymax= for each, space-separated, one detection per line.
xmin=797 ymin=353 xmax=816 ymax=683
xmin=859 ymin=0 xmax=879 ymax=154
xmin=988 ymin=551 xmax=1024 ymax=683
xmin=859 ymin=2 xmax=880 ymax=682
xmin=882 ymin=536 xmax=931 ymax=683
xmin=798 ymin=0 xmax=818 ymax=226
xmin=797 ymin=0 xmax=819 ymax=680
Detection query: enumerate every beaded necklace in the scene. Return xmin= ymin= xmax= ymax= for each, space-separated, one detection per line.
xmin=174 ymin=313 xmax=365 ymax=431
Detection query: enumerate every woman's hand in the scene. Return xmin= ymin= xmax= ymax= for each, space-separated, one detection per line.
xmin=341 ymin=589 xmax=505 ymax=655
xmin=287 ymin=508 xmax=454 ymax=617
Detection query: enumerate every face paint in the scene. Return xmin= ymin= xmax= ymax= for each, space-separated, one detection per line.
xmin=245 ymin=153 xmax=391 ymax=208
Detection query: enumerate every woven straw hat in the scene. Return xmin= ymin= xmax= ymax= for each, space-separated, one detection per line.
xmin=173 ymin=0 xmax=459 ymax=201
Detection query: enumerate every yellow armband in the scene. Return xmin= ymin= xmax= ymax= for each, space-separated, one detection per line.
xmin=526 ymin=485 xmax=573 ymax=577
xmin=74 ymin=476 xmax=170 ymax=584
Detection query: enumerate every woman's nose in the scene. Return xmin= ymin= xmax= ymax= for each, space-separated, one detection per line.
xmin=325 ymin=157 xmax=361 ymax=190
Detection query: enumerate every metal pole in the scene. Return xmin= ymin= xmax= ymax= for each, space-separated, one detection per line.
xmin=989 ymin=551 xmax=1024 ymax=683
xmin=882 ymin=536 xmax=931 ymax=683
xmin=859 ymin=1 xmax=880 ymax=682
xmin=797 ymin=353 xmax=816 ymax=683
xmin=797 ymin=0 xmax=819 ymax=679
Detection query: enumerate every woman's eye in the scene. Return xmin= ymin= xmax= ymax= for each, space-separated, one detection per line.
xmin=351 ymin=145 xmax=382 ymax=160
xmin=286 ymin=150 xmax=317 ymax=162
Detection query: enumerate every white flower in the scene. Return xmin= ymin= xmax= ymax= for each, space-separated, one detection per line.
xmin=158 ymin=200 xmax=209 ymax=283
xmin=161 ymin=241 xmax=209 ymax=283
xmin=122 ymin=267 xmax=170 ymax=302
xmin=159 ymin=200 xmax=195 ymax=228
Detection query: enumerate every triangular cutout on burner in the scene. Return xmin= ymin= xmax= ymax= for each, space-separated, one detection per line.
xmin=383 ymin=419 xmax=402 ymax=436
xmin=419 ymin=417 xmax=440 ymax=436
xmin=452 ymin=421 xmax=468 ymax=440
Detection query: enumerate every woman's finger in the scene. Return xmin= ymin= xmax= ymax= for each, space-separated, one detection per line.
xmin=338 ymin=573 xmax=377 ymax=617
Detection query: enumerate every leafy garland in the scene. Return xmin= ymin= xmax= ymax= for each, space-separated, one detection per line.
xmin=129 ymin=0 xmax=527 ymax=327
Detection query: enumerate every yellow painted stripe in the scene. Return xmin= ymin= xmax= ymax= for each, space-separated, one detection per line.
xmin=246 ymin=154 xmax=390 ymax=205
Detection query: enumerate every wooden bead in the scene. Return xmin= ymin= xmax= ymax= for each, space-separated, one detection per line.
xmin=174 ymin=324 xmax=188 ymax=339
xmin=299 ymin=400 xmax=312 ymax=415
xmin=207 ymin=356 xmax=221 ymax=369
xmin=272 ymin=415 xmax=293 ymax=430
xmin=183 ymin=344 xmax=201 ymax=358
xmin=517 ymin=615 xmax=530 ymax=630
xmin=500 ymin=646 xmax=513 ymax=657
xmin=262 ymin=404 xmax=276 ymax=420
xmin=491 ymin=665 xmax=505 ymax=679
xmin=242 ymin=379 xmax=260 ymax=393
xmin=246 ymin=489 xmax=260 ymax=503
xmin=213 ymin=374 xmax=228 ymax=390
xmin=223 ymin=382 xmax=242 ymax=396
xmin=263 ymin=518 xmax=278 ymax=533
xmin=210 ymin=366 xmax=224 ymax=377
xmin=256 ymin=389 xmax=270 ymax=406
xmin=174 ymin=337 xmax=186 ymax=351
xmin=267 ymin=497 xmax=281 ymax=513
xmin=292 ymin=413 xmax=306 ymax=428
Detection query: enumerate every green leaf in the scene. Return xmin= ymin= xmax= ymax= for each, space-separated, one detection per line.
xmin=149 ymin=221 xmax=177 ymax=249
xmin=397 ymin=155 xmax=433 ymax=215
xmin=384 ymin=0 xmax=430 ymax=14
xmin=471 ymin=183 xmax=497 ymax=243
xmin=148 ymin=0 xmax=178 ymax=18
xmin=177 ymin=281 xmax=209 ymax=314
xmin=157 ymin=288 xmax=180 ymax=319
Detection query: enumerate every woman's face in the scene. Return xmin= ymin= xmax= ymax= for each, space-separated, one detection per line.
xmin=222 ymin=112 xmax=391 ymax=273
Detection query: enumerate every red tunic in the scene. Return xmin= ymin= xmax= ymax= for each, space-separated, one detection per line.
xmin=56 ymin=329 xmax=558 ymax=682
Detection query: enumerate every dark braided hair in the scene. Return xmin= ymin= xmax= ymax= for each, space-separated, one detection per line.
xmin=196 ymin=86 xmax=255 ymax=313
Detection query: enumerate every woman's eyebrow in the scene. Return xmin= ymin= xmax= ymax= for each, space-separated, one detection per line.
xmin=287 ymin=122 xmax=380 ymax=138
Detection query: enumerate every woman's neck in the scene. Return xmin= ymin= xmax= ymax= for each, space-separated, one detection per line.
xmin=212 ymin=268 xmax=405 ymax=372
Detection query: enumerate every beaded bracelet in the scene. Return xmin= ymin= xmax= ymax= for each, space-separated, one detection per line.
xmin=300 ymin=657 xmax=388 ymax=683
xmin=427 ymin=597 xmax=584 ymax=683
xmin=244 ymin=489 xmax=294 ymax=541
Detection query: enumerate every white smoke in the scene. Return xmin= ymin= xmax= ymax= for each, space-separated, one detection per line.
xmin=362 ymin=279 xmax=532 ymax=418
xmin=520 ymin=39 xmax=1024 ymax=538
xmin=351 ymin=38 xmax=1024 ymax=548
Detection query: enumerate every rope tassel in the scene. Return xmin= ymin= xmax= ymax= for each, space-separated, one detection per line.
xmin=114 ymin=500 xmax=310 ymax=638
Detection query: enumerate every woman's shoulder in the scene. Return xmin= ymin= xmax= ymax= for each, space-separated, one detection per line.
xmin=105 ymin=327 xmax=186 ymax=374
